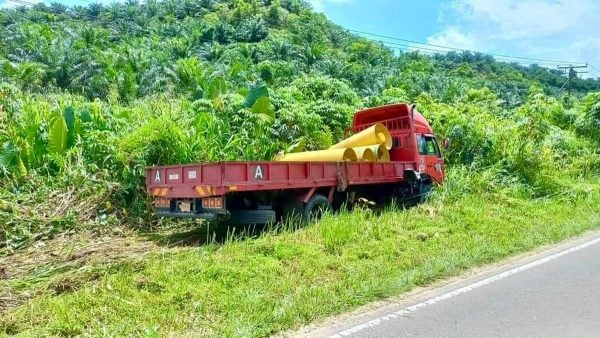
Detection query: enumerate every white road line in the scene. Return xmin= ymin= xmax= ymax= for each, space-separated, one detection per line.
xmin=331 ymin=235 xmax=600 ymax=337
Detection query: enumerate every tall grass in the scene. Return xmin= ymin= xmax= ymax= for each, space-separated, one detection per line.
xmin=3 ymin=171 xmax=600 ymax=336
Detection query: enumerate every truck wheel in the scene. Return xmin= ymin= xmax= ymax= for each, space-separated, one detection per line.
xmin=281 ymin=201 xmax=305 ymax=224
xmin=303 ymin=194 xmax=332 ymax=221
xmin=229 ymin=210 xmax=276 ymax=225
xmin=418 ymin=183 xmax=432 ymax=203
xmin=399 ymin=182 xmax=432 ymax=206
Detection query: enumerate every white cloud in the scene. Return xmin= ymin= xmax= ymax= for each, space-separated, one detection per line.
xmin=308 ymin=0 xmax=352 ymax=13
xmin=427 ymin=26 xmax=477 ymax=50
xmin=453 ymin=0 xmax=596 ymax=40
xmin=308 ymin=0 xmax=325 ymax=12
xmin=428 ymin=0 xmax=600 ymax=76
xmin=0 ymin=0 xmax=42 ymax=9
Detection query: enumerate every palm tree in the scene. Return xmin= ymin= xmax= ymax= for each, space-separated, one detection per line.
xmin=325 ymin=26 xmax=347 ymax=48
xmin=270 ymin=40 xmax=296 ymax=61
xmin=315 ymin=58 xmax=349 ymax=79
xmin=86 ymin=3 xmax=104 ymax=21
xmin=49 ymin=3 xmax=68 ymax=15
xmin=197 ymin=42 xmax=224 ymax=63
xmin=300 ymin=42 xmax=324 ymax=66
xmin=16 ymin=61 xmax=48 ymax=91
xmin=213 ymin=22 xmax=232 ymax=44
xmin=235 ymin=19 xmax=268 ymax=43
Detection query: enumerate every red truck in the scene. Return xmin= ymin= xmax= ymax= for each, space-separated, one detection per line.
xmin=146 ymin=103 xmax=445 ymax=223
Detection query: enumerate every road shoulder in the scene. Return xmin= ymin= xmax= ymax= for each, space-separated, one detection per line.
xmin=290 ymin=229 xmax=600 ymax=338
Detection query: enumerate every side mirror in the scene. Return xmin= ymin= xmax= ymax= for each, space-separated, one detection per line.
xmin=443 ymin=138 xmax=450 ymax=149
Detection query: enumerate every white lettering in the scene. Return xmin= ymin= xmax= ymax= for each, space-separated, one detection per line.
xmin=255 ymin=165 xmax=263 ymax=180
xmin=154 ymin=171 xmax=161 ymax=182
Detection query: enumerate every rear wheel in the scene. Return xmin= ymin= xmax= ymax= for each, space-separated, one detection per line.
xmin=281 ymin=201 xmax=305 ymax=224
xmin=303 ymin=194 xmax=332 ymax=221
xmin=229 ymin=209 xmax=276 ymax=225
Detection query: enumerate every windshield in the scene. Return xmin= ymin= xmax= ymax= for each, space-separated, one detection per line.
xmin=417 ymin=135 xmax=441 ymax=157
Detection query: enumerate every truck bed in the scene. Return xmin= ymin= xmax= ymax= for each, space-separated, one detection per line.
xmin=147 ymin=160 xmax=417 ymax=198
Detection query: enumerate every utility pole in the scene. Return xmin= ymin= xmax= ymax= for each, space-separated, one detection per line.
xmin=557 ymin=65 xmax=588 ymax=105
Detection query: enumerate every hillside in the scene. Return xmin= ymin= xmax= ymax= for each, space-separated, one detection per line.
xmin=2 ymin=1 xmax=600 ymax=103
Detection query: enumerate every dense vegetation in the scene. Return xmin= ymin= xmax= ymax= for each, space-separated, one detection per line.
xmin=1 ymin=0 xmax=600 ymax=251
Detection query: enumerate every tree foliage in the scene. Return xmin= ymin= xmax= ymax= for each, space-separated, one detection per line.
xmin=0 ymin=0 xmax=599 ymax=249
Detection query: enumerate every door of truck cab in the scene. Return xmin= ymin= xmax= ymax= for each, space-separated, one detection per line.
xmin=416 ymin=134 xmax=444 ymax=183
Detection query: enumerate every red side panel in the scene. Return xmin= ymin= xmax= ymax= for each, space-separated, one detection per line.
xmin=147 ymin=161 xmax=416 ymax=199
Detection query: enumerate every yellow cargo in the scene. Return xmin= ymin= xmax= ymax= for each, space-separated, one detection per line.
xmin=329 ymin=123 xmax=392 ymax=150
xmin=353 ymin=144 xmax=390 ymax=162
xmin=354 ymin=147 xmax=376 ymax=161
xmin=277 ymin=148 xmax=358 ymax=162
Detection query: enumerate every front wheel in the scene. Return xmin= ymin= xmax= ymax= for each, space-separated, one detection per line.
xmin=418 ymin=183 xmax=432 ymax=203
xmin=398 ymin=182 xmax=432 ymax=207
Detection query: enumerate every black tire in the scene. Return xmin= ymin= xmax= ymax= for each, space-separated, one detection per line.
xmin=229 ymin=210 xmax=276 ymax=225
xmin=303 ymin=194 xmax=332 ymax=221
xmin=418 ymin=183 xmax=432 ymax=203
xmin=281 ymin=201 xmax=305 ymax=224
xmin=399 ymin=182 xmax=432 ymax=207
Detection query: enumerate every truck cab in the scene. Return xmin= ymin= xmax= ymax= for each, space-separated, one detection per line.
xmin=350 ymin=103 xmax=445 ymax=185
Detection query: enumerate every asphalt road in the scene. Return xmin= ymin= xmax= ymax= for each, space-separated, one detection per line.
xmin=297 ymin=232 xmax=600 ymax=338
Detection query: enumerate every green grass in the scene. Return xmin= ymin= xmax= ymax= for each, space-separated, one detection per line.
xmin=2 ymin=184 xmax=600 ymax=337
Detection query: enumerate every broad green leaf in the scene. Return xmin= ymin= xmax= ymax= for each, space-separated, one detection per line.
xmin=251 ymin=96 xmax=274 ymax=119
xmin=48 ymin=115 xmax=67 ymax=155
xmin=287 ymin=138 xmax=306 ymax=153
xmin=74 ymin=119 xmax=84 ymax=139
xmin=17 ymin=156 xmax=27 ymax=177
xmin=230 ymin=62 xmax=245 ymax=77
xmin=63 ymin=106 xmax=76 ymax=148
xmin=244 ymin=83 xmax=268 ymax=108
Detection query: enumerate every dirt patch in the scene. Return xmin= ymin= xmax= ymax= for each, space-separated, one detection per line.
xmin=0 ymin=228 xmax=164 ymax=314
xmin=2 ymin=229 xmax=159 ymax=279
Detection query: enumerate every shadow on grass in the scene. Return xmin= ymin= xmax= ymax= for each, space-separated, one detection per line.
xmin=140 ymin=198 xmax=418 ymax=248
xmin=139 ymin=219 xmax=285 ymax=247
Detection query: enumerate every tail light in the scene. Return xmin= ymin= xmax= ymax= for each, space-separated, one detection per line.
xmin=154 ymin=197 xmax=171 ymax=208
xmin=202 ymin=197 xmax=224 ymax=210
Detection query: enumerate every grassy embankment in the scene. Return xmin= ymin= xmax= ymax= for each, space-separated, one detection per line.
xmin=3 ymin=168 xmax=600 ymax=336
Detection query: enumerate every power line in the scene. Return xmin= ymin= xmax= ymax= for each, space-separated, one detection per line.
xmin=557 ymin=78 xmax=570 ymax=93
xmin=375 ymin=40 xmax=568 ymax=68
xmin=350 ymin=29 xmax=587 ymax=67
xmin=373 ymin=39 xmax=572 ymax=68
xmin=588 ymin=64 xmax=600 ymax=77
xmin=588 ymin=64 xmax=600 ymax=71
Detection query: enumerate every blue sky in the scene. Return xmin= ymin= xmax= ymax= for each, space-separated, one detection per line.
xmin=312 ymin=0 xmax=600 ymax=78
xmin=0 ymin=0 xmax=118 ymax=8
xmin=2 ymin=0 xmax=599 ymax=77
